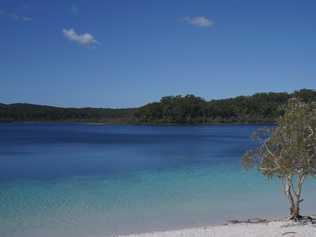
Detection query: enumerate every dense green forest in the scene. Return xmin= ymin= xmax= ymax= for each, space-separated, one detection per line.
xmin=1 ymin=89 xmax=315 ymax=124
xmin=0 ymin=104 xmax=135 ymax=123
xmin=134 ymin=89 xmax=316 ymax=124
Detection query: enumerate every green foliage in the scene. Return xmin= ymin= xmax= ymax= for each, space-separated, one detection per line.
xmin=135 ymin=89 xmax=316 ymax=124
xmin=243 ymin=98 xmax=316 ymax=177
xmin=242 ymin=98 xmax=316 ymax=219
xmin=1 ymin=89 xmax=315 ymax=124
xmin=0 ymin=103 xmax=135 ymax=123
xmin=135 ymin=95 xmax=207 ymax=123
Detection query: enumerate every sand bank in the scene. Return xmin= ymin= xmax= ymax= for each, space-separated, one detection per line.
xmin=118 ymin=221 xmax=316 ymax=237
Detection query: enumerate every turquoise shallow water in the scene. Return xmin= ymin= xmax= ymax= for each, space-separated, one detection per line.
xmin=0 ymin=123 xmax=315 ymax=237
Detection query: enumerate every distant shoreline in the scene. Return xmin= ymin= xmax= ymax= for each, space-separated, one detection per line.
xmin=1 ymin=89 xmax=314 ymax=126
xmin=0 ymin=120 xmax=276 ymax=126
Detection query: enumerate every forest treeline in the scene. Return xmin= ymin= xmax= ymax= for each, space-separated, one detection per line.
xmin=1 ymin=89 xmax=315 ymax=124
xmin=134 ymin=89 xmax=316 ymax=124
xmin=0 ymin=103 xmax=135 ymax=123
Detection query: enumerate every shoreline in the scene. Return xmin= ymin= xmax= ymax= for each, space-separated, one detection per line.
xmin=117 ymin=219 xmax=316 ymax=237
xmin=0 ymin=120 xmax=275 ymax=126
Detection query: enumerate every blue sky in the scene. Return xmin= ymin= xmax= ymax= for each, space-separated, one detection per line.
xmin=1 ymin=0 xmax=316 ymax=108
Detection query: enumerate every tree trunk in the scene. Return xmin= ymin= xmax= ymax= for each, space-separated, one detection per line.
xmin=289 ymin=204 xmax=302 ymax=221
xmin=284 ymin=175 xmax=305 ymax=221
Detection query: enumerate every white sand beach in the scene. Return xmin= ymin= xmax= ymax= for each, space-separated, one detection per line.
xmin=118 ymin=221 xmax=316 ymax=237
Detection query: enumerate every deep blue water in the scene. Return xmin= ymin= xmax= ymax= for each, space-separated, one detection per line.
xmin=0 ymin=123 xmax=256 ymax=181
xmin=0 ymin=123 xmax=315 ymax=237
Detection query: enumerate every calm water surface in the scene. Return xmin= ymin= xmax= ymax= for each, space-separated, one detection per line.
xmin=0 ymin=123 xmax=315 ymax=237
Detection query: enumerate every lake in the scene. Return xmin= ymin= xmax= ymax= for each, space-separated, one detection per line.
xmin=0 ymin=123 xmax=315 ymax=237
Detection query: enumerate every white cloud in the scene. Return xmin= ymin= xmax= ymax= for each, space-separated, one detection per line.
xmin=0 ymin=10 xmax=32 ymax=22
xmin=62 ymin=28 xmax=99 ymax=46
xmin=183 ymin=16 xmax=214 ymax=28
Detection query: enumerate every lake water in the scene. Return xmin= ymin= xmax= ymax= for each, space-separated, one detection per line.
xmin=0 ymin=123 xmax=315 ymax=237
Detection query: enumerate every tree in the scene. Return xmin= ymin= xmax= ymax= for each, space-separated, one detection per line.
xmin=242 ymin=98 xmax=316 ymax=220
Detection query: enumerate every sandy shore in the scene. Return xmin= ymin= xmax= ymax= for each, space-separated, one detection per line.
xmin=118 ymin=221 xmax=316 ymax=237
